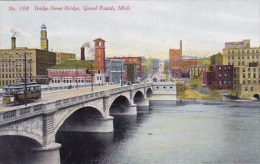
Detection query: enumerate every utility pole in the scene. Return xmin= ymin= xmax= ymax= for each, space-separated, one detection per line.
xmin=24 ymin=52 xmax=27 ymax=106
xmin=29 ymin=59 xmax=32 ymax=81
xmin=121 ymin=62 xmax=123 ymax=86
xmin=91 ymin=60 xmax=93 ymax=92
xmin=76 ymin=65 xmax=79 ymax=90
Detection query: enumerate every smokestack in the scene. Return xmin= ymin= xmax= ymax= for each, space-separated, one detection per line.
xmin=11 ymin=36 xmax=16 ymax=49
xmin=180 ymin=40 xmax=182 ymax=55
xmin=81 ymin=46 xmax=85 ymax=61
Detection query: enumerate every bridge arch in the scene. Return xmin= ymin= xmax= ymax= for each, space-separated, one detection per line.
xmin=253 ymin=94 xmax=260 ymax=100
xmin=0 ymin=131 xmax=42 ymax=146
xmin=133 ymin=90 xmax=145 ymax=104
xmin=146 ymin=87 xmax=153 ymax=97
xmin=109 ymin=95 xmax=131 ymax=115
xmin=54 ymin=106 xmax=104 ymax=134
xmin=0 ymin=135 xmax=42 ymax=163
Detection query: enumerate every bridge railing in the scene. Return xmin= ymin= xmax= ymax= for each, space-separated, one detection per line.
xmin=0 ymin=83 xmax=153 ymax=125
xmin=0 ymin=104 xmax=44 ymax=125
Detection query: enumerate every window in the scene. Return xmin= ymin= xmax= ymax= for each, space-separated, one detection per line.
xmin=250 ymin=87 xmax=253 ymax=91
xmin=244 ymin=87 xmax=247 ymax=91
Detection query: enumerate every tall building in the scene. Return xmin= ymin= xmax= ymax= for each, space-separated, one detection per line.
xmin=169 ymin=40 xmax=182 ymax=72
xmin=108 ymin=57 xmax=142 ymax=79
xmin=0 ymin=39 xmax=57 ymax=87
xmin=223 ymin=39 xmax=260 ymax=99
xmin=0 ymin=24 xmax=76 ymax=87
xmin=93 ymin=38 xmax=106 ymax=84
xmin=105 ymin=59 xmax=125 ymax=84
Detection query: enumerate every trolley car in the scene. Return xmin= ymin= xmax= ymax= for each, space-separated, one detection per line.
xmin=2 ymin=82 xmax=41 ymax=106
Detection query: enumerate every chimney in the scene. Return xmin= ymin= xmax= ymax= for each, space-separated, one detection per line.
xmin=180 ymin=40 xmax=182 ymax=55
xmin=11 ymin=36 xmax=16 ymax=49
xmin=81 ymin=46 xmax=85 ymax=61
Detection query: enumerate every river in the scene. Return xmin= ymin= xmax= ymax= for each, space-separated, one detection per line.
xmin=56 ymin=101 xmax=260 ymax=164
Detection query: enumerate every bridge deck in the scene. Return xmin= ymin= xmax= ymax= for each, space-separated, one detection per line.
xmin=0 ymin=86 xmax=120 ymax=112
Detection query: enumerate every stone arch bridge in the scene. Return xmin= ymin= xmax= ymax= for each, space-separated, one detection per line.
xmin=0 ymin=82 xmax=176 ymax=163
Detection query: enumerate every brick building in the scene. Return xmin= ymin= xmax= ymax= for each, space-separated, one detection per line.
xmin=48 ymin=60 xmax=93 ymax=84
xmin=93 ymin=38 xmax=106 ymax=84
xmin=169 ymin=40 xmax=182 ymax=78
xmin=203 ymin=65 xmax=233 ymax=90
xmin=0 ymin=23 xmax=76 ymax=87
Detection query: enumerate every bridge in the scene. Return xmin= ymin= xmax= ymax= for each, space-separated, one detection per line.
xmin=0 ymin=82 xmax=176 ymax=164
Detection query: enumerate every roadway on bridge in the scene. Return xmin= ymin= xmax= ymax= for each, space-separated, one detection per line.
xmin=0 ymin=85 xmax=121 ymax=112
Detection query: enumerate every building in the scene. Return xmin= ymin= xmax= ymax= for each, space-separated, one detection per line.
xmin=209 ymin=53 xmax=223 ymax=65
xmin=233 ymin=66 xmax=260 ymax=98
xmin=125 ymin=64 xmax=137 ymax=82
xmin=105 ymin=59 xmax=125 ymax=84
xmin=0 ymin=43 xmax=57 ymax=87
xmin=94 ymin=38 xmax=106 ymax=84
xmin=223 ymin=39 xmax=260 ymax=99
xmin=0 ymin=24 xmax=76 ymax=88
xmin=109 ymin=57 xmax=142 ymax=79
xmin=202 ymin=65 xmax=233 ymax=90
xmin=223 ymin=39 xmax=259 ymax=66
xmin=169 ymin=40 xmax=182 ymax=69
xmin=171 ymin=68 xmax=182 ymax=79
xmin=151 ymin=61 xmax=165 ymax=82
xmin=169 ymin=41 xmax=182 ymax=78
xmin=189 ymin=65 xmax=206 ymax=86
xmin=55 ymin=52 xmax=76 ymax=64
xmin=48 ymin=59 xmax=93 ymax=84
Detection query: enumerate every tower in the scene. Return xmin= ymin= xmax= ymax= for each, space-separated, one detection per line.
xmin=40 ymin=23 xmax=48 ymax=51
xmin=94 ymin=38 xmax=106 ymax=74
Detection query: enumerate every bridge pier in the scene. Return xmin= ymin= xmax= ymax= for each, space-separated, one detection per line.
xmin=110 ymin=104 xmax=137 ymax=116
xmin=136 ymin=98 xmax=150 ymax=112
xmin=59 ymin=116 xmax=114 ymax=133
xmin=29 ymin=143 xmax=61 ymax=164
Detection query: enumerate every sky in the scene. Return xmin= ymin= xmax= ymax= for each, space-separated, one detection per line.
xmin=0 ymin=0 xmax=259 ymax=60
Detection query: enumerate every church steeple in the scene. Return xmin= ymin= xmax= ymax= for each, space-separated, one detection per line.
xmin=40 ymin=23 xmax=48 ymax=51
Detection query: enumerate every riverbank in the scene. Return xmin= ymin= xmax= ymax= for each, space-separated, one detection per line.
xmin=177 ymin=84 xmax=223 ymax=101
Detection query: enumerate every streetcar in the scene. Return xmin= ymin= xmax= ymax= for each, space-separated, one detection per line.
xmin=2 ymin=82 xmax=41 ymax=106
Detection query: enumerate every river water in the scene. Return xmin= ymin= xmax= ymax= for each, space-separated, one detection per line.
xmin=56 ymin=101 xmax=260 ymax=164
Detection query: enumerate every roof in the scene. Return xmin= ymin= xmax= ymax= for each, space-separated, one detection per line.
xmin=41 ymin=23 xmax=47 ymax=29
xmin=93 ymin=38 xmax=106 ymax=42
xmin=48 ymin=60 xmax=93 ymax=69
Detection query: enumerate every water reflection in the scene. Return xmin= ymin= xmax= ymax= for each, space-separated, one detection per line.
xmin=45 ymin=101 xmax=260 ymax=163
